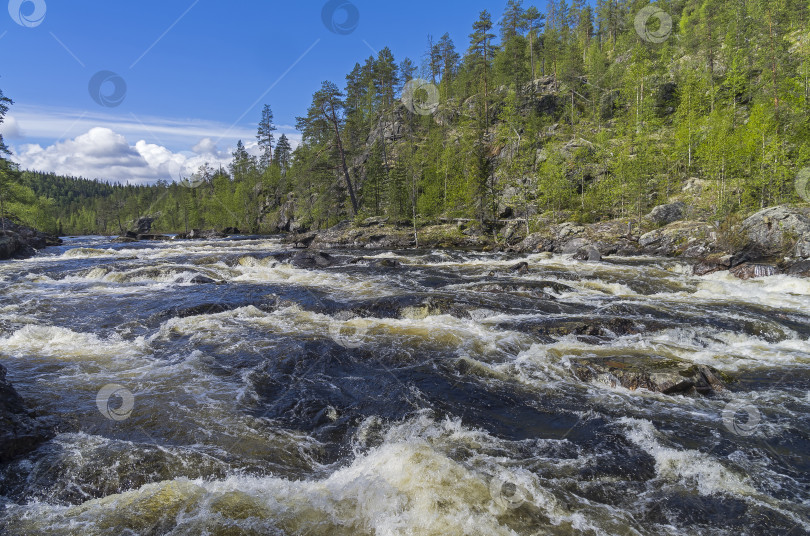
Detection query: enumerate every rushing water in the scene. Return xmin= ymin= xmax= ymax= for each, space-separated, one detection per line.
xmin=0 ymin=236 xmax=808 ymax=535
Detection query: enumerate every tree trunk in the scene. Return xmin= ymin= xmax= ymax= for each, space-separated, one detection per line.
xmin=327 ymin=102 xmax=359 ymax=215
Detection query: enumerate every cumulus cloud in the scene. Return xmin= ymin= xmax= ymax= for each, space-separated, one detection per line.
xmin=0 ymin=115 xmax=22 ymax=138
xmin=192 ymin=137 xmax=219 ymax=155
xmin=12 ymin=127 xmax=237 ymax=185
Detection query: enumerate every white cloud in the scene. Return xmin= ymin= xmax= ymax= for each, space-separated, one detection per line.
xmin=5 ymin=105 xmax=302 ymax=184
xmin=1 ymin=115 xmax=22 ymax=139
xmin=6 ymin=104 xmax=301 ymax=152
xmin=12 ymin=127 xmax=236 ymax=185
xmin=192 ymin=137 xmax=219 ymax=155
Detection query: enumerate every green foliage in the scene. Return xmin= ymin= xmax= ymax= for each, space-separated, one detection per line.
xmin=6 ymin=0 xmax=810 ymax=236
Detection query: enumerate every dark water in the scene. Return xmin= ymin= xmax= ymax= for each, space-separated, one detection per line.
xmin=0 ymin=236 xmax=808 ymax=535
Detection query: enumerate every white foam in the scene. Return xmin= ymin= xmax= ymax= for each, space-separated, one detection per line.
xmin=620 ymin=418 xmax=756 ymax=496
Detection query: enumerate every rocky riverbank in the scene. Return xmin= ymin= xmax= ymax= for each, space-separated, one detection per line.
xmin=0 ymin=219 xmax=62 ymax=261
xmin=284 ymin=204 xmax=810 ymax=279
xmin=0 ymin=364 xmax=55 ymax=463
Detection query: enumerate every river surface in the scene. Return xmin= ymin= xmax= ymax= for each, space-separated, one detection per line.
xmin=0 ymin=236 xmax=808 ymax=535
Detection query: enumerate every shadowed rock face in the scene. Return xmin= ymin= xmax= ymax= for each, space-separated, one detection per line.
xmin=0 ymin=364 xmax=55 ymax=463
xmin=0 ymin=218 xmax=62 ymax=261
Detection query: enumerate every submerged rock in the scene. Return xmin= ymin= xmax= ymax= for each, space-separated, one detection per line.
xmin=175 ymin=229 xmax=227 ymax=240
xmin=0 ymin=363 xmax=54 ymax=462
xmin=571 ymin=356 xmax=727 ymax=396
xmin=291 ymin=251 xmax=334 ymax=269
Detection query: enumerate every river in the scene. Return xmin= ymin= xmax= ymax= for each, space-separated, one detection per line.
xmin=0 ymin=236 xmax=808 ymax=535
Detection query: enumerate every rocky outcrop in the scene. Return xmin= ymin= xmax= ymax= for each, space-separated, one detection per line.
xmin=286 ymin=222 xmax=492 ymax=250
xmin=647 ymin=202 xmax=687 ymax=225
xmin=571 ymin=356 xmax=728 ymax=396
xmin=0 ymin=363 xmax=54 ymax=462
xmin=135 ymin=217 xmax=156 ymax=234
xmin=638 ymin=221 xmax=720 ymax=258
xmin=737 ymin=205 xmax=810 ymax=260
xmin=0 ymin=218 xmax=62 ymax=261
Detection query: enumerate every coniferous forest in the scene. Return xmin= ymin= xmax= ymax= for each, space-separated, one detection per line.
xmin=1 ymin=0 xmax=809 ymax=236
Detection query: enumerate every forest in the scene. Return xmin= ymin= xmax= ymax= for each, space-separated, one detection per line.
xmin=1 ymin=0 xmax=809 ymax=236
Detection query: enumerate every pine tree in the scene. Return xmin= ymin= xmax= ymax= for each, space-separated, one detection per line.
xmin=257 ymin=104 xmax=276 ymax=169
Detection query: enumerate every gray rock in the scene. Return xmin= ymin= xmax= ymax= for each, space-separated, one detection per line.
xmin=648 ymin=202 xmax=686 ymax=225
xmin=0 ymin=363 xmax=55 ymax=462
xmin=560 ymin=237 xmax=589 ymax=254
xmin=0 ymin=219 xmax=62 ymax=260
xmin=739 ymin=205 xmax=810 ymax=259
xmin=787 ymin=260 xmax=810 ymax=277
xmin=729 ymin=263 xmax=782 ymax=280
xmin=135 ymin=217 xmax=155 ymax=234
xmin=571 ymin=356 xmax=727 ymax=396
xmin=574 ymin=246 xmax=602 ymax=262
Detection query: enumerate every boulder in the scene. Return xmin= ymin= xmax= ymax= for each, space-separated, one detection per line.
xmin=648 ymin=202 xmax=687 ymax=225
xmin=509 ymin=261 xmax=530 ymax=274
xmin=693 ymin=254 xmax=732 ymax=276
xmin=571 ymin=356 xmax=727 ymax=396
xmin=738 ymin=205 xmax=810 ymax=260
xmin=222 ymin=227 xmax=241 ymax=235
xmin=639 ymin=221 xmax=718 ymax=258
xmin=135 ymin=217 xmax=155 ymax=234
xmin=0 ymin=363 xmax=55 ymax=462
xmin=0 ymin=233 xmax=21 ymax=259
xmin=729 ymin=263 xmax=782 ymax=280
xmin=291 ymin=251 xmax=334 ymax=269
xmin=574 ymin=246 xmax=602 ymax=262
xmin=359 ymin=217 xmax=389 ymax=228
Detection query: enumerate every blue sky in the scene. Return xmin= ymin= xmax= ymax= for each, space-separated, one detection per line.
xmin=1 ymin=0 xmax=536 ymax=183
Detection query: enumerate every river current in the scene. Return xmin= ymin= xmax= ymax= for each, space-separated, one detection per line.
xmin=0 ymin=236 xmax=808 ymax=535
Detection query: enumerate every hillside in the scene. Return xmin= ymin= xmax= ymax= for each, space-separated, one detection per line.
xmin=2 ymin=0 xmax=809 ymax=237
